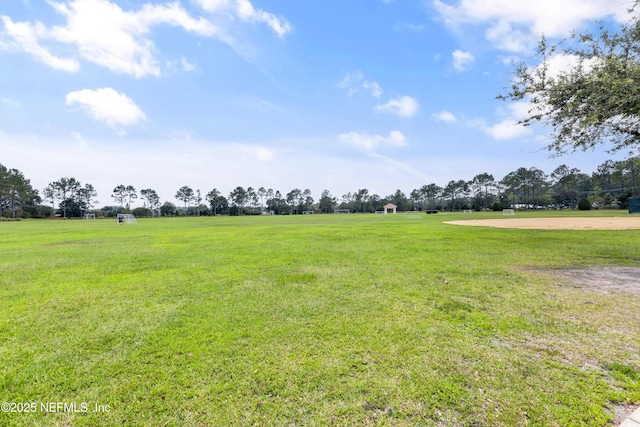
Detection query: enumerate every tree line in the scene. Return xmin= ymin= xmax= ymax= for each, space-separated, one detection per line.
xmin=2 ymin=158 xmax=640 ymax=219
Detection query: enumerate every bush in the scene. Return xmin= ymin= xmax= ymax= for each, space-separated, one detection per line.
xmin=578 ymin=197 xmax=592 ymax=210
xmin=492 ymin=202 xmax=505 ymax=212
xmin=132 ymin=207 xmax=149 ymax=217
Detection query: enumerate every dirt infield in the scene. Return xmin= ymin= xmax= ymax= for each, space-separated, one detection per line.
xmin=445 ymin=216 xmax=640 ymax=230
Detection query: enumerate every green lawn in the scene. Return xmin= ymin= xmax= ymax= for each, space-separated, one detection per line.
xmin=1 ymin=212 xmax=639 ymax=426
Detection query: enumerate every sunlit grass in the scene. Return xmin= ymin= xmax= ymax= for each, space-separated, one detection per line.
xmin=1 ymin=211 xmax=639 ymax=426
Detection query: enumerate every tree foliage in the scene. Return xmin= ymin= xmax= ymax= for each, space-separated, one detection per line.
xmin=0 ymin=164 xmax=40 ymax=218
xmin=175 ymin=186 xmax=194 ymax=214
xmin=140 ymin=189 xmax=161 ymax=217
xmin=502 ymin=2 xmax=640 ymax=154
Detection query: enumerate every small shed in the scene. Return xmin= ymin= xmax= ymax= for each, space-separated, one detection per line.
xmin=383 ymin=203 xmax=397 ymax=214
xmin=629 ymin=198 xmax=640 ymax=214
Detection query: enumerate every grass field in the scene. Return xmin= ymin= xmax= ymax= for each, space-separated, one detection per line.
xmin=1 ymin=211 xmax=639 ymax=426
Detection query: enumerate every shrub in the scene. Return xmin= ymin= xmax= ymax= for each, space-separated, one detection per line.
xmin=578 ymin=197 xmax=592 ymax=210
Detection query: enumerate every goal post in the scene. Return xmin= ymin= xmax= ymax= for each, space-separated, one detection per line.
xmin=124 ymin=214 xmax=137 ymax=224
xmin=117 ymin=213 xmax=138 ymax=224
xmin=302 ymin=210 xmax=314 ymax=215
xmin=84 ymin=213 xmax=96 ymax=220
xmin=502 ymin=209 xmax=515 ymax=216
xmin=333 ymin=209 xmax=350 ymax=214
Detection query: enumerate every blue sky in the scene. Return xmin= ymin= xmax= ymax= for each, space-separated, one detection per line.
xmin=1 ymin=0 xmax=634 ymax=207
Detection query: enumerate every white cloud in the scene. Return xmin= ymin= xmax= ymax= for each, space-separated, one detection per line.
xmin=375 ymin=96 xmax=419 ymax=118
xmin=478 ymin=119 xmax=533 ymax=140
xmin=66 ymin=88 xmax=146 ymax=127
xmin=542 ymin=53 xmax=599 ymax=79
xmin=47 ymin=0 xmax=216 ymax=77
xmin=195 ymin=0 xmax=291 ymax=37
xmin=181 ymin=57 xmax=197 ymax=72
xmin=0 ymin=16 xmax=80 ymax=72
xmin=473 ymin=101 xmax=534 ymax=140
xmin=452 ymin=49 xmax=474 ymax=71
xmin=337 ymin=71 xmax=364 ymax=96
xmin=363 ymin=81 xmax=383 ymax=99
xmin=339 ymin=130 xmax=406 ymax=151
xmin=498 ymin=55 xmax=520 ymax=66
xmin=2 ymin=0 xmax=291 ymax=77
xmin=432 ymin=110 xmax=456 ymax=123
xmin=241 ymin=145 xmax=275 ymax=162
xmin=337 ymin=72 xmax=386 ymax=100
xmin=434 ymin=0 xmax=631 ymax=53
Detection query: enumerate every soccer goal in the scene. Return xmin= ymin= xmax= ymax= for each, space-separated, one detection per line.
xmin=117 ymin=213 xmax=138 ymax=224
xmin=374 ymin=210 xmax=385 ymax=215
xmin=302 ymin=210 xmax=314 ymax=215
xmin=405 ymin=210 xmax=421 ymax=218
xmin=502 ymin=209 xmax=515 ymax=216
xmin=84 ymin=213 xmax=96 ymax=220
xmin=463 ymin=210 xmax=473 ymax=215
xmin=334 ymin=209 xmax=350 ymax=214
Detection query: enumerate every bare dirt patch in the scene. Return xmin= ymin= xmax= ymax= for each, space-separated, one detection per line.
xmin=445 ymin=216 xmax=640 ymax=230
xmin=552 ymin=266 xmax=640 ymax=294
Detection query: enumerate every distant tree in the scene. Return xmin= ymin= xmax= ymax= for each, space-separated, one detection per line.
xmin=160 ymin=201 xmax=177 ymax=216
xmin=409 ymin=188 xmax=422 ymax=211
xmin=266 ymin=188 xmax=274 ymax=202
xmin=125 ymin=185 xmax=137 ymax=210
xmin=132 ymin=207 xmax=148 ymax=217
xmin=206 ymin=188 xmax=227 ymax=216
xmin=442 ymin=180 xmax=467 ymax=211
xmin=578 ymin=197 xmax=592 ymax=210
xmin=530 ymin=167 xmax=550 ymax=207
xmin=140 ymin=189 xmax=160 ymax=217
xmin=42 ymin=183 xmax=56 ymax=214
xmin=175 ymin=186 xmax=194 ymax=215
xmin=0 ymin=165 xmax=39 ymax=218
xmin=111 ymin=185 xmax=128 ymax=211
xmin=229 ymin=186 xmax=248 ymax=215
xmin=58 ymin=198 xmax=83 ymax=218
xmin=551 ymin=165 xmax=580 ymax=208
xmin=51 ymin=177 xmax=81 ymax=218
xmin=194 ymin=189 xmax=203 ymax=216
xmin=421 ymin=184 xmax=442 ymax=211
xmin=471 ymin=173 xmax=495 ymax=211
xmin=302 ymin=189 xmax=313 ymax=212
xmin=213 ymin=194 xmax=228 ymax=215
xmin=257 ymin=187 xmax=267 ymax=214
xmin=246 ymin=187 xmax=259 ymax=215
xmin=369 ymin=193 xmax=382 ymax=211
xmin=77 ymin=183 xmax=97 ymax=217
xmin=266 ymin=190 xmax=286 ymax=214
xmin=387 ymin=189 xmax=410 ymax=212
xmin=340 ymin=192 xmax=356 ymax=212
xmin=286 ymin=188 xmax=301 ymax=214
xmin=594 ymin=160 xmax=616 ymax=194
xmin=355 ymin=188 xmax=369 ymax=213
xmin=624 ymin=157 xmax=640 ymax=196
xmin=318 ymin=189 xmax=336 ymax=213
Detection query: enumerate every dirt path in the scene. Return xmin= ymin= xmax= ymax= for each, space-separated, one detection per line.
xmin=445 ymin=216 xmax=640 ymax=230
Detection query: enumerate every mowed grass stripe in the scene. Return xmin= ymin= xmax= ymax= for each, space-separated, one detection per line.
xmin=0 ymin=213 xmax=639 ymax=426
